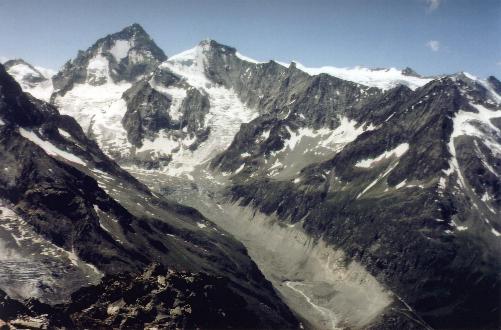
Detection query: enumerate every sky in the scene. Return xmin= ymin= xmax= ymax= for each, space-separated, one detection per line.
xmin=0 ymin=0 xmax=499 ymax=78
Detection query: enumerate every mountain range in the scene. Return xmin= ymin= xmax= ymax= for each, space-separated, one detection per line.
xmin=1 ymin=23 xmax=500 ymax=329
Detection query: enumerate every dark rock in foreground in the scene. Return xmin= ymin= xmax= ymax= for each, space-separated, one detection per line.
xmin=1 ymin=263 xmax=296 ymax=329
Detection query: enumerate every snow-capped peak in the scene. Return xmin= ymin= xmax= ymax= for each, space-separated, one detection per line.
xmin=451 ymin=72 xmax=501 ymax=105
xmin=4 ymin=59 xmax=50 ymax=80
xmin=182 ymin=40 xmax=432 ymax=91
xmin=4 ymin=59 xmax=54 ymax=101
xmin=163 ymin=44 xmax=208 ymax=89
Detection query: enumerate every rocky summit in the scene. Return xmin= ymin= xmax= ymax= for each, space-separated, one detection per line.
xmin=2 ymin=23 xmax=500 ymax=329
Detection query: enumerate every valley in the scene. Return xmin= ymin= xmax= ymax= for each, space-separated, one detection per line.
xmin=1 ymin=22 xmax=500 ymax=329
xmin=128 ymin=166 xmax=395 ymax=329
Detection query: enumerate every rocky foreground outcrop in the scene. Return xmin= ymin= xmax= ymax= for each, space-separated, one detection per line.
xmin=1 ymin=263 xmax=287 ymax=329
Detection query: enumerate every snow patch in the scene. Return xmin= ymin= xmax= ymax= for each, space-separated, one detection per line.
xmin=234 ymin=164 xmax=245 ymax=174
xmin=19 ymin=128 xmax=86 ymax=165
xmin=150 ymin=83 xmax=187 ymax=120
xmin=57 ymin=128 xmax=72 ymax=139
xmin=292 ymin=62 xmax=432 ymax=91
xmin=355 ymin=143 xmax=409 ymax=168
xmin=283 ymin=117 xmax=373 ymax=154
xmin=53 ymin=81 xmax=133 ymax=159
xmin=357 ymin=162 xmax=400 ymax=199
xmin=446 ymin=103 xmax=501 ymax=187
xmin=235 ymin=52 xmax=263 ymax=64
xmin=395 ymin=180 xmax=407 ymax=189
xmin=86 ymin=53 xmax=111 ymax=83
xmin=6 ymin=63 xmax=53 ymax=101
xmin=109 ymin=39 xmax=132 ymax=62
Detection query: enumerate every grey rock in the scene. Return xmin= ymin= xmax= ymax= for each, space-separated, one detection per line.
xmin=51 ymin=23 xmax=166 ymax=99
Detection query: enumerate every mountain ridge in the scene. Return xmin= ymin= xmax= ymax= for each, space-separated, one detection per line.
xmin=3 ymin=24 xmax=501 ymax=329
xmin=0 ymin=62 xmax=299 ymax=328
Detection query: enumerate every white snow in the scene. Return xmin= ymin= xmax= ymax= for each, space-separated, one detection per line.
xmin=492 ymin=228 xmax=501 ymax=237
xmin=355 ymin=143 xmax=409 ymax=168
xmin=137 ymin=131 xmax=189 ymax=156
xmin=86 ymin=53 xmax=111 ymax=84
xmin=235 ymin=51 xmax=263 ymax=64
xmin=451 ymin=220 xmax=469 ymax=232
xmin=357 ymin=162 xmax=400 ymax=199
xmin=196 ymin=222 xmax=207 ymax=229
xmin=259 ymin=129 xmax=271 ymax=142
xmin=93 ymin=205 xmax=113 ymax=234
xmin=150 ymin=83 xmax=187 ymax=120
xmin=291 ymin=62 xmax=432 ymax=91
xmin=446 ymin=102 xmax=501 ymax=187
xmin=234 ymin=164 xmax=245 ymax=174
xmin=109 ymin=39 xmax=132 ymax=62
xmin=282 ymin=117 xmax=373 ymax=154
xmin=481 ymin=192 xmax=491 ymax=202
xmin=58 ymin=128 xmax=72 ymax=139
xmin=34 ymin=66 xmax=56 ymax=79
xmin=53 ymin=81 xmax=133 ymax=158
xmin=384 ymin=113 xmax=396 ymax=122
xmin=6 ymin=63 xmax=54 ymax=101
xmin=0 ymin=118 xmax=4 ymax=126
xmin=19 ymin=128 xmax=86 ymax=165
xmin=321 ymin=118 xmax=374 ymax=148
xmin=395 ymin=180 xmax=407 ymax=189
xmin=462 ymin=72 xmax=501 ymax=104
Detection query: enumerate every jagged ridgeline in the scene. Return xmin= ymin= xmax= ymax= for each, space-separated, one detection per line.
xmin=3 ymin=23 xmax=501 ymax=329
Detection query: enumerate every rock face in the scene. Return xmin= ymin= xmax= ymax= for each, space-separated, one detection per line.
xmin=52 ymin=23 xmax=166 ymax=97
xmin=210 ymin=64 xmax=501 ymax=328
xmin=0 ymin=64 xmax=299 ymax=328
xmin=121 ymin=69 xmax=211 ymax=150
xmin=0 ymin=263 xmax=295 ymax=329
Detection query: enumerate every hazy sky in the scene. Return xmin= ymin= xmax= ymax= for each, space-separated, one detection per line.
xmin=0 ymin=0 xmax=499 ymax=78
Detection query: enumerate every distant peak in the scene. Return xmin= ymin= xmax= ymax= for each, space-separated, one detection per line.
xmin=198 ymin=39 xmax=236 ymax=55
xmin=486 ymin=76 xmax=501 ymax=94
xmin=199 ymin=38 xmax=213 ymax=46
xmin=107 ymin=23 xmax=151 ymax=42
xmin=129 ymin=22 xmax=145 ymax=31
xmin=4 ymin=58 xmax=33 ymax=69
xmin=3 ymin=58 xmax=47 ymax=78
xmin=487 ymin=75 xmax=500 ymax=84
xmin=121 ymin=23 xmax=148 ymax=37
xmin=52 ymin=23 xmax=166 ymax=93
xmin=401 ymin=67 xmax=421 ymax=77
